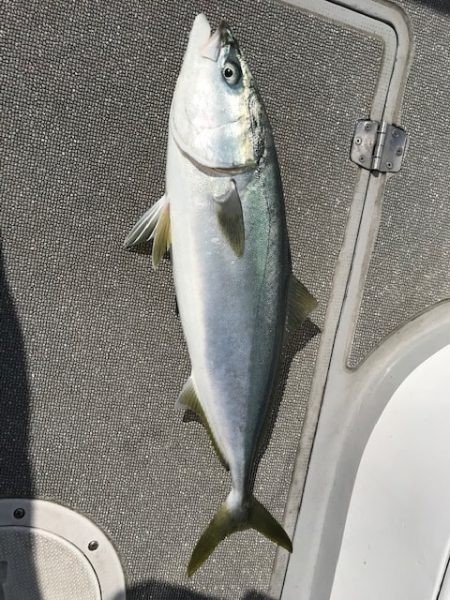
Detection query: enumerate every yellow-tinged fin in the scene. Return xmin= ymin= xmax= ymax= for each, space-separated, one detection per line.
xmin=287 ymin=274 xmax=318 ymax=330
xmin=123 ymin=195 xmax=166 ymax=249
xmin=187 ymin=494 xmax=292 ymax=577
xmin=248 ymin=497 xmax=292 ymax=551
xmin=123 ymin=195 xmax=171 ymax=269
xmin=151 ymin=202 xmax=171 ymax=269
xmin=177 ymin=377 xmax=229 ymax=471
xmin=214 ymin=179 xmax=244 ymax=257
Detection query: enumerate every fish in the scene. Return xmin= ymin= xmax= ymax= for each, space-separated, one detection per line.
xmin=124 ymin=13 xmax=317 ymax=576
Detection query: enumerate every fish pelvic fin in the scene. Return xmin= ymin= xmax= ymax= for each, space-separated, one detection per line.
xmin=213 ymin=179 xmax=245 ymax=257
xmin=123 ymin=195 xmax=171 ymax=269
xmin=177 ymin=377 xmax=229 ymax=471
xmin=187 ymin=493 xmax=292 ymax=577
xmin=287 ymin=274 xmax=318 ymax=331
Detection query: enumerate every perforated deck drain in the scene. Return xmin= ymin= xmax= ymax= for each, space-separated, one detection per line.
xmin=0 ymin=499 xmax=125 ymax=600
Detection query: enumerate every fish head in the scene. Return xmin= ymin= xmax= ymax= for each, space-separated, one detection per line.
xmin=170 ymin=14 xmax=266 ymax=171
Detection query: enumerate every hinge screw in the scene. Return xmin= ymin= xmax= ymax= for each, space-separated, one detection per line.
xmin=392 ymin=129 xmax=400 ymax=138
xmin=396 ymin=147 xmax=403 ymax=156
xmin=364 ymin=123 xmax=372 ymax=131
xmin=359 ymin=156 xmax=365 ymax=162
xmin=355 ymin=137 xmax=362 ymax=145
xmin=386 ymin=162 xmax=393 ymax=170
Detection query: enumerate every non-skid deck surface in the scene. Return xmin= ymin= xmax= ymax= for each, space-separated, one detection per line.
xmin=350 ymin=0 xmax=450 ymax=366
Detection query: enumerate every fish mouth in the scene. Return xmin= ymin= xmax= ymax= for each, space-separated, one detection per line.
xmin=219 ymin=19 xmax=240 ymax=50
xmin=201 ymin=18 xmax=239 ymax=62
xmin=218 ymin=20 xmax=233 ymax=45
xmin=189 ymin=13 xmax=213 ymax=58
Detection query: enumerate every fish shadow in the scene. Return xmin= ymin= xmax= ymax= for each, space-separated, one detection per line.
xmin=243 ymin=592 xmax=274 ymax=600
xmin=114 ymin=581 xmax=273 ymax=600
xmin=415 ymin=0 xmax=450 ymax=13
xmin=250 ymin=317 xmax=321 ymax=488
xmin=124 ymin=241 xmax=153 ymax=256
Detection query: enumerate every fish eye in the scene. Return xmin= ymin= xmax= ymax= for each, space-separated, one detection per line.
xmin=222 ymin=61 xmax=241 ymax=86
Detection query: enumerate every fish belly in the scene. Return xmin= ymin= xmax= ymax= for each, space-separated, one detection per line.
xmin=167 ymin=134 xmax=288 ymax=492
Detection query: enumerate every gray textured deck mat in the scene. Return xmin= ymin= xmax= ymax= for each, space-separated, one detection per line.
xmin=350 ymin=0 xmax=450 ymax=367
xmin=1 ymin=1 xmax=381 ymax=598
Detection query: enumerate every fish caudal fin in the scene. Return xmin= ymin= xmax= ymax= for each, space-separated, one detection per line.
xmin=287 ymin=274 xmax=318 ymax=331
xmin=248 ymin=497 xmax=292 ymax=551
xmin=123 ymin=195 xmax=171 ymax=269
xmin=187 ymin=493 xmax=292 ymax=577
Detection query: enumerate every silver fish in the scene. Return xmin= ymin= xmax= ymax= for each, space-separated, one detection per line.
xmin=124 ymin=13 xmax=317 ymax=575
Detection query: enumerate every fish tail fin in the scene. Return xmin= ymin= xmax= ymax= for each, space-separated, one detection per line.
xmin=248 ymin=496 xmax=293 ymax=552
xmin=187 ymin=492 xmax=292 ymax=577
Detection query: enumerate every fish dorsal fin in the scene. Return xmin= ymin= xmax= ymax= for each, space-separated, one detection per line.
xmin=177 ymin=377 xmax=229 ymax=471
xmin=213 ymin=180 xmax=245 ymax=257
xmin=123 ymin=195 xmax=171 ymax=269
xmin=287 ymin=274 xmax=318 ymax=330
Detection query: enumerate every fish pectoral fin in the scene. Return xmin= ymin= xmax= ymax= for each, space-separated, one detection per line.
xmin=151 ymin=202 xmax=171 ymax=269
xmin=177 ymin=377 xmax=229 ymax=471
xmin=123 ymin=195 xmax=171 ymax=269
xmin=187 ymin=493 xmax=292 ymax=577
xmin=213 ymin=179 xmax=245 ymax=257
xmin=287 ymin=274 xmax=318 ymax=330
xmin=123 ymin=195 xmax=166 ymax=248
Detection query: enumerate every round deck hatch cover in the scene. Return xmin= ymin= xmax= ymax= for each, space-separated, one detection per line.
xmin=0 ymin=499 xmax=125 ymax=600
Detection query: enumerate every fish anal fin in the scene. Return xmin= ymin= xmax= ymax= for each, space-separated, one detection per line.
xmin=214 ymin=180 xmax=244 ymax=257
xmin=177 ymin=377 xmax=229 ymax=471
xmin=287 ymin=274 xmax=318 ymax=330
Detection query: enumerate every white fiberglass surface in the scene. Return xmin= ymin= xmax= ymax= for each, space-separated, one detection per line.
xmin=330 ymin=344 xmax=450 ymax=600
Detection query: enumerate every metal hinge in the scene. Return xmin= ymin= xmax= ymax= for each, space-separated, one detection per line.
xmin=351 ymin=120 xmax=408 ymax=173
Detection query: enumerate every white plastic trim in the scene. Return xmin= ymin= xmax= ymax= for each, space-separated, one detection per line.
xmin=331 ymin=343 xmax=450 ymax=599
xmin=283 ymin=300 xmax=450 ymax=599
